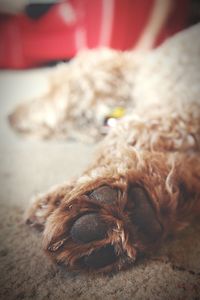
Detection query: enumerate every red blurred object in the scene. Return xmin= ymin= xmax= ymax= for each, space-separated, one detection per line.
xmin=0 ymin=0 xmax=189 ymax=69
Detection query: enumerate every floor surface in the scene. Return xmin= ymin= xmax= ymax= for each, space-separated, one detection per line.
xmin=0 ymin=69 xmax=200 ymax=300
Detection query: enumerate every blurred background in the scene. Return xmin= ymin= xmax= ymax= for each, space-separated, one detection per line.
xmin=0 ymin=2 xmax=200 ymax=299
xmin=0 ymin=0 xmax=200 ymax=69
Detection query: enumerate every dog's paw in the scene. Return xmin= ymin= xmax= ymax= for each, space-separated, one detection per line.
xmin=43 ymin=184 xmax=163 ymax=272
xmin=25 ymin=183 xmax=74 ymax=231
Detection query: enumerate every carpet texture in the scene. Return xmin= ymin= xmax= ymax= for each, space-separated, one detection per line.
xmin=0 ymin=70 xmax=200 ymax=300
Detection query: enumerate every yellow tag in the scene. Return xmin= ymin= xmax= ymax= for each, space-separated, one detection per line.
xmin=109 ymin=107 xmax=125 ymax=119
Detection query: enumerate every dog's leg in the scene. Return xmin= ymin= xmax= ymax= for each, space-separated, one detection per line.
xmin=25 ymin=181 xmax=75 ymax=231
xmin=41 ymin=148 xmax=200 ymax=272
xmin=29 ymin=112 xmax=200 ymax=272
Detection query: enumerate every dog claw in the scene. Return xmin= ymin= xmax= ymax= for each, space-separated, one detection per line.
xmin=48 ymin=238 xmax=68 ymax=252
xmin=25 ymin=217 xmax=44 ymax=231
xmin=70 ymin=213 xmax=108 ymax=243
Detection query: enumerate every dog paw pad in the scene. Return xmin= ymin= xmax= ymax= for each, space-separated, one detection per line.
xmin=89 ymin=185 xmax=118 ymax=205
xmin=70 ymin=213 xmax=108 ymax=243
xmin=83 ymin=245 xmax=117 ymax=268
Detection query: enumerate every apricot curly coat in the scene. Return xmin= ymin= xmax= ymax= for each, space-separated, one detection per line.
xmin=24 ymin=24 xmax=200 ymax=273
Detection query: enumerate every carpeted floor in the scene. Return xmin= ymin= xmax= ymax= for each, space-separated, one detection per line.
xmin=0 ymin=69 xmax=200 ymax=300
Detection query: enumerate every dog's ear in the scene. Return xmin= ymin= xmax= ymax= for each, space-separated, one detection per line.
xmin=128 ymin=186 xmax=162 ymax=242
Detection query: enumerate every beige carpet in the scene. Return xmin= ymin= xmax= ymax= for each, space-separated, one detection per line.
xmin=0 ymin=69 xmax=200 ymax=300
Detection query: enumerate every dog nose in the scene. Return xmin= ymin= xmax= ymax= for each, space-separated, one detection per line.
xmin=71 ymin=213 xmax=108 ymax=243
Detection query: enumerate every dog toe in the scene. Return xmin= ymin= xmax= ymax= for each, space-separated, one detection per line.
xmin=70 ymin=186 xmax=118 ymax=244
xmin=70 ymin=213 xmax=108 ymax=243
xmin=89 ymin=185 xmax=118 ymax=205
xmin=83 ymin=244 xmax=117 ymax=268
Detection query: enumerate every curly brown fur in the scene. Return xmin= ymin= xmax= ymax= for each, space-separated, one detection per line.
xmin=25 ymin=25 xmax=200 ymax=273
